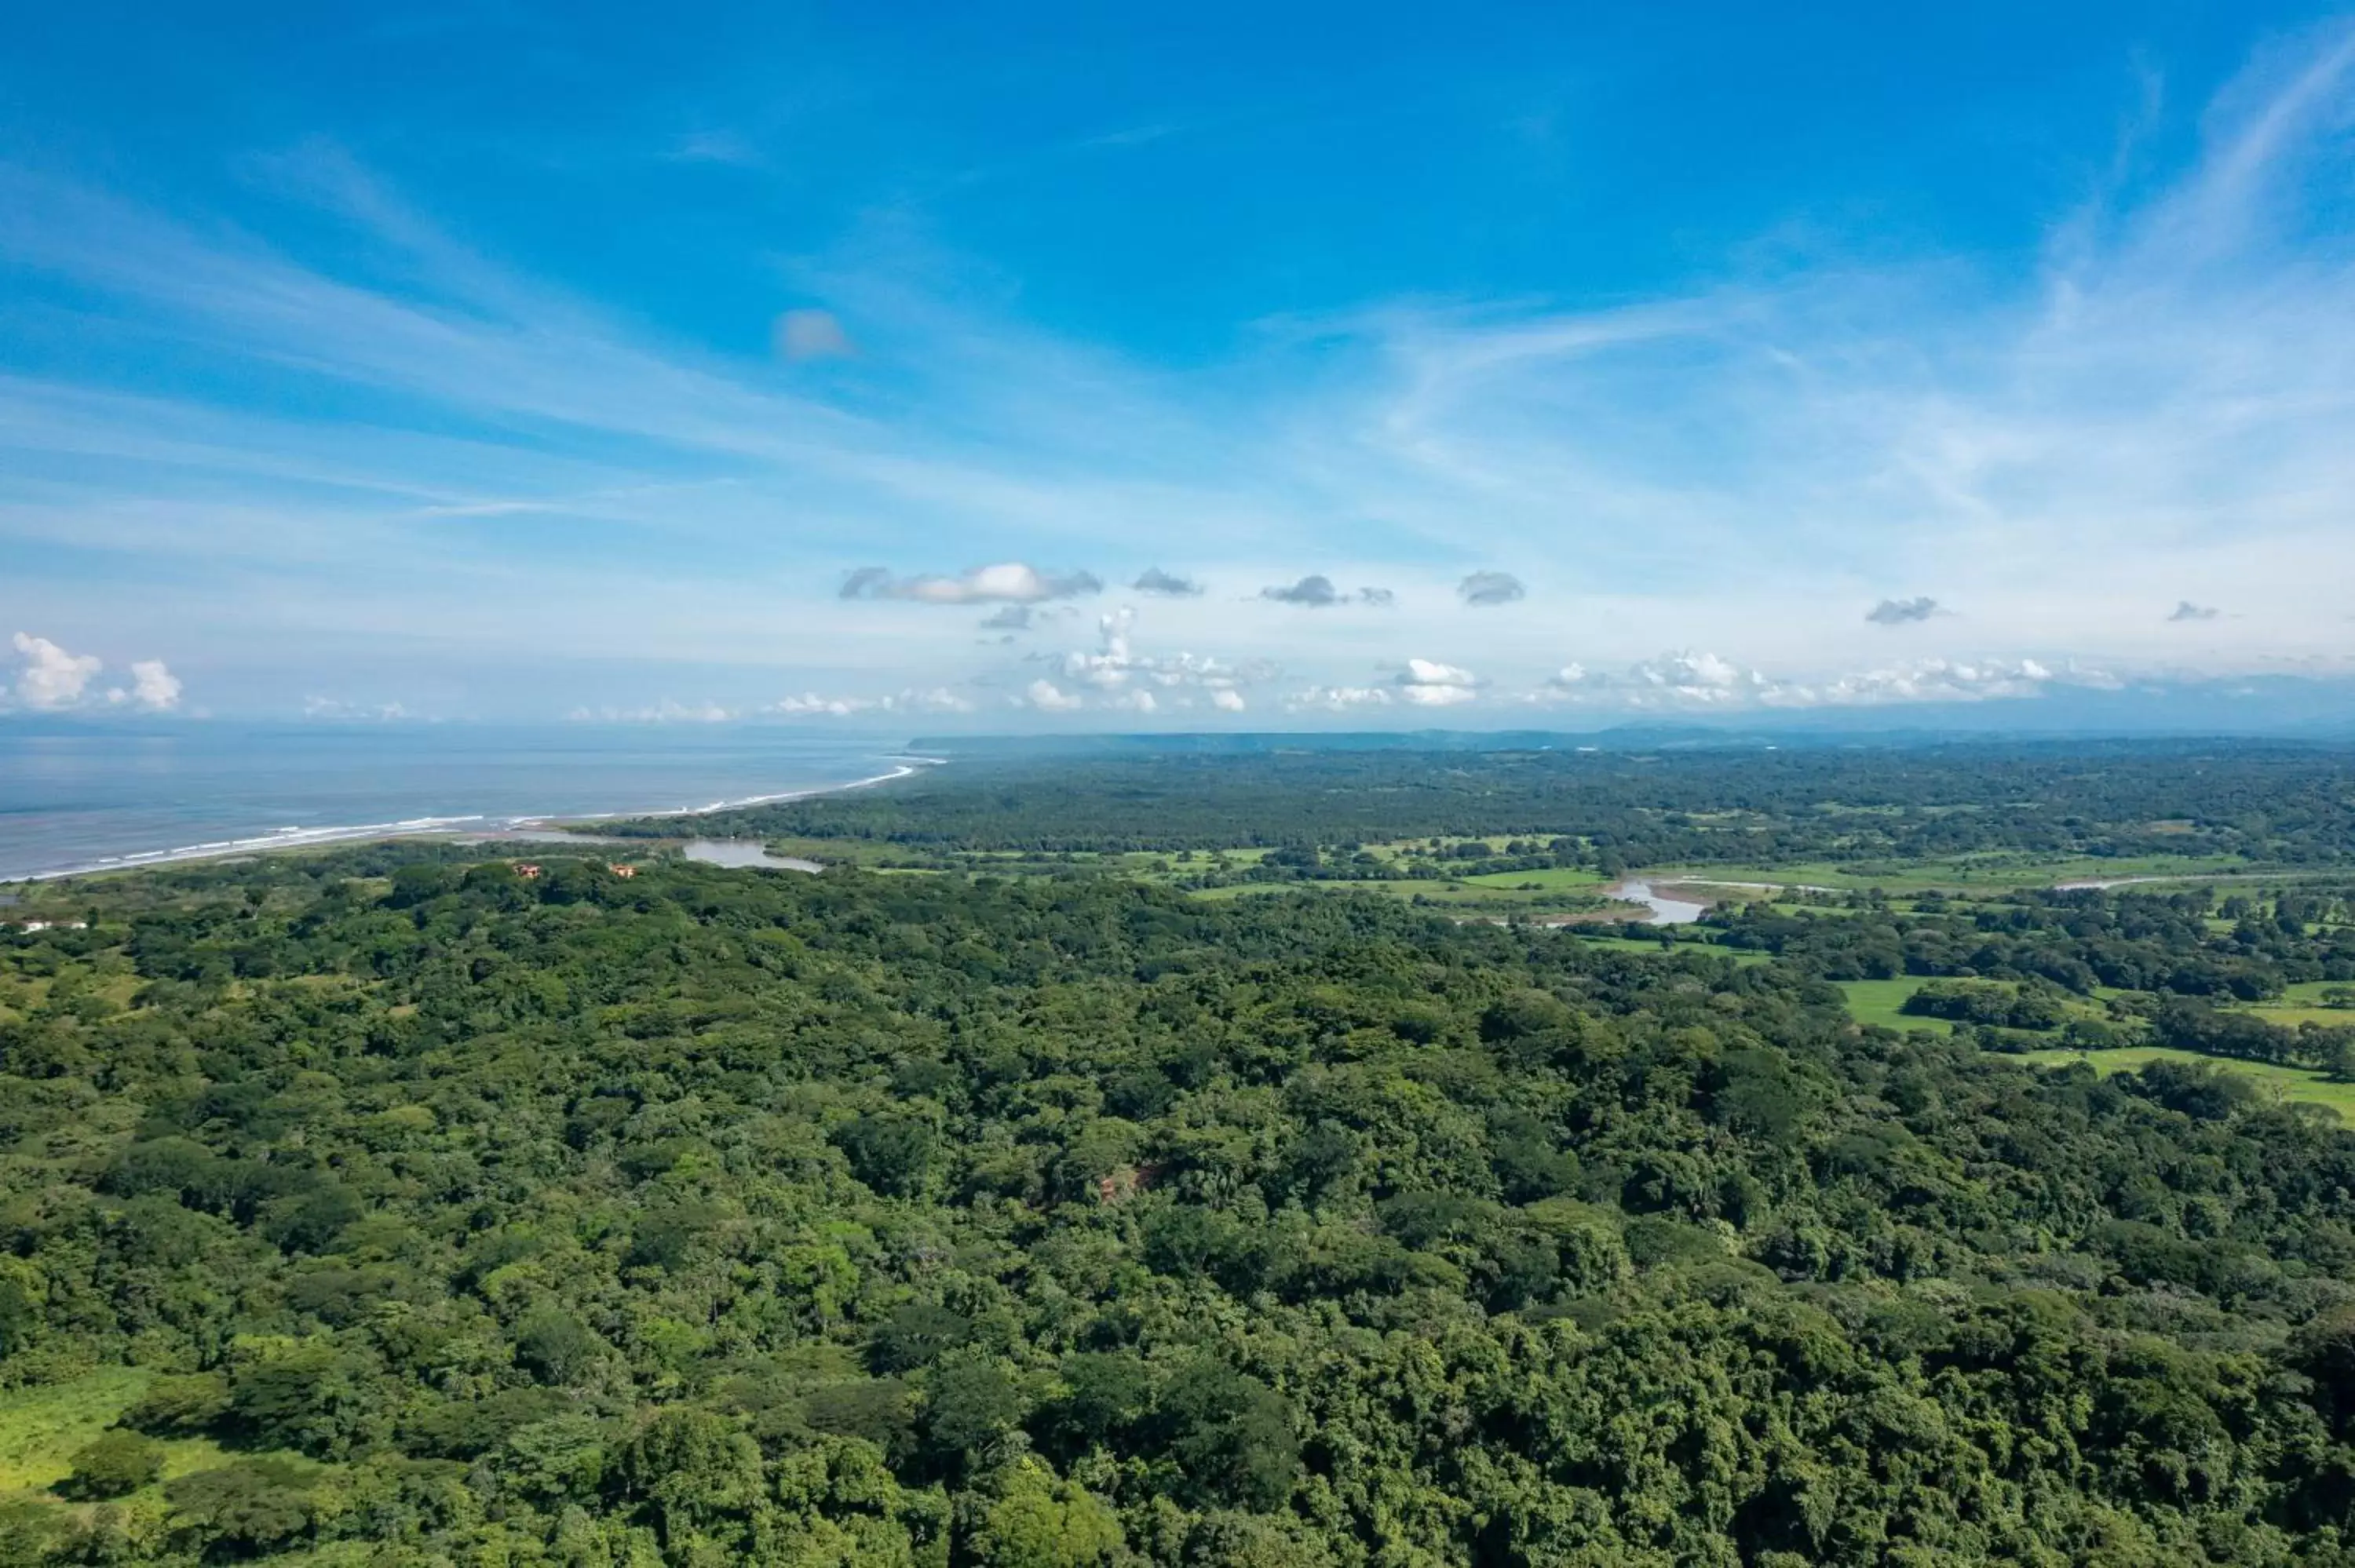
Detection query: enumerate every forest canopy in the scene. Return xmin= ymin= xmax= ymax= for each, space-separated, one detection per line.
xmin=9 ymin=742 xmax=2355 ymax=1564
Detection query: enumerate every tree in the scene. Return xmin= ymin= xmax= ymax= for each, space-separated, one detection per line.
xmin=1153 ymin=1363 xmax=1298 ymax=1511
xmin=165 ymin=1460 xmax=320 ymax=1559
xmin=56 ymin=1431 xmax=164 ymax=1500
xmin=970 ymin=1458 xmax=1123 ymax=1567
xmin=925 ymin=1359 xmax=1024 ymax=1474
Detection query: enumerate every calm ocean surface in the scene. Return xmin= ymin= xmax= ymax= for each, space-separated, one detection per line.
xmin=0 ymin=724 xmax=915 ymax=883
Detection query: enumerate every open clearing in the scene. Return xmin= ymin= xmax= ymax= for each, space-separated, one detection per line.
xmin=0 ymin=1368 xmax=248 ymax=1501
xmin=2015 ymin=1045 xmax=2355 ymax=1117
xmin=1643 ymin=854 xmax=2251 ymax=895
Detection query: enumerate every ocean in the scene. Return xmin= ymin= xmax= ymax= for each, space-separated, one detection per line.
xmin=0 ymin=723 xmax=915 ymax=883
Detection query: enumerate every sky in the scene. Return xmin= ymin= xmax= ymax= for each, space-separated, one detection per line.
xmin=5 ymin=1 xmax=2355 ymax=728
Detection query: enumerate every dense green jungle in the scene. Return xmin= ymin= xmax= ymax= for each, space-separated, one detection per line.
xmin=11 ymin=740 xmax=2355 ymax=1566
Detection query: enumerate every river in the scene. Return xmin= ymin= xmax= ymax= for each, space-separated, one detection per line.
xmin=1604 ymin=879 xmax=1707 ymax=925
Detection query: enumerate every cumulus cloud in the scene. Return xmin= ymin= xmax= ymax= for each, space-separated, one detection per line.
xmin=766 ymin=687 xmax=975 ymax=717
xmin=1211 ymin=689 xmax=1246 ymax=713
xmin=1131 ymin=567 xmax=1203 ymax=596
xmin=572 ymin=698 xmax=737 ymax=723
xmin=2169 ymin=600 xmax=2222 ymax=622
xmin=1039 ymin=608 xmax=1252 ymax=702
xmin=1809 ymin=658 xmax=2056 ymax=704
xmin=1261 ymin=574 xmax=1342 ymax=607
xmin=773 ymin=308 xmax=856 ymax=362
xmin=1260 ymin=575 xmax=1393 ymax=607
xmin=1546 ymin=650 xmax=1780 ymax=707
xmin=1535 ymin=649 xmax=2067 ymax=709
xmin=980 ymin=606 xmax=1034 ymax=631
xmin=1866 ymin=596 xmax=1943 ymax=626
xmin=124 ymin=659 xmax=182 ymax=709
xmin=1397 ymin=658 xmax=1481 ymax=706
xmin=11 ymin=632 xmax=104 ymax=709
xmin=1286 ymin=684 xmax=1393 ymax=712
xmin=1458 ymin=571 xmax=1525 ymax=607
xmin=1020 ymin=678 xmax=1084 ymax=712
xmin=842 ymin=563 xmax=1103 ymax=605
xmin=9 ymin=632 xmax=176 ymax=711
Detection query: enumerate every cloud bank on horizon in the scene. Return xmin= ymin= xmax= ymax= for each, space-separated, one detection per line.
xmin=3 ymin=7 xmax=2354 ymax=725
xmin=7 ymin=633 xmax=181 ymax=714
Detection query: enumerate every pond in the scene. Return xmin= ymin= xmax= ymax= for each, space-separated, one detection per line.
xmin=681 ymin=839 xmax=823 ymax=872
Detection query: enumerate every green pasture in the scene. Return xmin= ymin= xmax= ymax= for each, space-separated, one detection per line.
xmin=1837 ymin=979 xmax=1946 ymax=1032
xmin=2016 ymin=1045 xmax=2355 ymax=1118
xmin=1641 ymin=854 xmax=2251 ymax=895
xmin=0 ymin=1368 xmax=246 ymax=1501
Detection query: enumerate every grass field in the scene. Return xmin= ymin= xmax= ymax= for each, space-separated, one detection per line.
xmin=0 ymin=1367 xmax=244 ymax=1501
xmin=1641 ymin=854 xmax=2251 ymax=895
xmin=2235 ymin=980 xmax=2355 ymax=1029
xmin=1186 ymin=877 xmax=1616 ymax=918
xmin=2015 ymin=1045 xmax=2355 ymax=1117
xmin=1837 ymin=979 xmax=1948 ymax=1031
xmin=1457 ymin=867 xmax=1609 ymax=891
xmin=1565 ymin=934 xmax=1773 ymax=963
xmin=1836 ymin=978 xmax=2120 ymax=1033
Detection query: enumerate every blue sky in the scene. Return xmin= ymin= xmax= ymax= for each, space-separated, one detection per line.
xmin=5 ymin=2 xmax=2355 ymax=726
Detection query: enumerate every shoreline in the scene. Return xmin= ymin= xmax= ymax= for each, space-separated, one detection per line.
xmin=7 ymin=756 xmax=940 ymax=885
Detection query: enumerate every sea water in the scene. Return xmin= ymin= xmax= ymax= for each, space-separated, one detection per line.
xmin=0 ymin=722 xmax=917 ymax=882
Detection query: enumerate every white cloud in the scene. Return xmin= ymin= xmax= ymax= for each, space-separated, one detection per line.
xmin=1397 ymin=658 xmax=1481 ymax=706
xmin=12 ymin=632 xmax=104 ymax=709
xmin=1545 ymin=650 xmax=1777 ymax=707
xmin=1532 ymin=648 xmax=2070 ymax=709
xmin=1021 ymin=678 xmax=1084 ymax=712
xmin=842 ymin=563 xmax=1103 ymax=605
xmin=570 ymin=698 xmax=736 ymax=723
xmin=1210 ymin=688 xmax=1246 ymax=713
xmin=1286 ymin=685 xmax=1393 ymax=712
xmin=765 ymin=687 xmax=975 ymax=717
xmin=1039 ymin=609 xmax=1252 ymax=700
xmin=126 ymin=658 xmax=182 ymax=709
xmin=1808 ymin=658 xmax=2060 ymax=705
